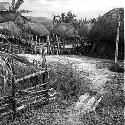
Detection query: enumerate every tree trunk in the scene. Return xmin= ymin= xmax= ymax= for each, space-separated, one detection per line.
xmin=0 ymin=11 xmax=18 ymax=23
xmin=115 ymin=12 xmax=120 ymax=63
xmin=56 ymin=35 xmax=59 ymax=55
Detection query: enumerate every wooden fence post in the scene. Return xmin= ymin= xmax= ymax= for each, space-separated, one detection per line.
xmin=56 ymin=35 xmax=59 ymax=55
xmin=47 ymin=36 xmax=50 ymax=55
xmin=115 ymin=11 xmax=120 ymax=64
xmin=11 ymin=58 xmax=16 ymax=120
xmin=34 ymin=36 xmax=37 ymax=55
xmin=42 ymin=48 xmax=49 ymax=103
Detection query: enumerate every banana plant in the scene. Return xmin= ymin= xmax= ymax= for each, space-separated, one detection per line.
xmin=0 ymin=0 xmax=31 ymax=23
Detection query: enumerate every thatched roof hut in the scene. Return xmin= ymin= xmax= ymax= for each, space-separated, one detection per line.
xmin=0 ymin=2 xmax=10 ymax=11
xmin=0 ymin=21 xmax=21 ymax=37
xmin=89 ymin=8 xmax=124 ymax=44
xmin=79 ymin=23 xmax=94 ymax=39
xmin=0 ymin=2 xmax=18 ymax=23
xmin=51 ymin=23 xmax=79 ymax=38
xmin=24 ymin=22 xmax=50 ymax=36
xmin=89 ymin=8 xmax=124 ymax=59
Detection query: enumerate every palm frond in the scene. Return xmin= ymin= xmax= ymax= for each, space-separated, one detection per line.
xmin=14 ymin=0 xmax=24 ymax=11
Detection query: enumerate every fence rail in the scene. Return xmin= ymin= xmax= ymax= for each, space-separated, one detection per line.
xmin=0 ymin=43 xmax=26 ymax=54
xmin=0 ymin=70 xmax=49 ymax=118
xmin=0 ymin=52 xmax=49 ymax=120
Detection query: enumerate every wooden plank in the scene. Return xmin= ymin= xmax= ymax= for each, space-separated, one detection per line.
xmin=16 ymin=89 xmax=47 ymax=99
xmin=15 ymin=70 xmax=46 ymax=83
xmin=25 ymin=82 xmax=48 ymax=91
xmin=15 ymin=82 xmax=49 ymax=98
xmin=16 ymin=96 xmax=47 ymax=112
xmin=23 ymin=89 xmax=48 ymax=96
xmin=16 ymin=89 xmax=47 ymax=100
xmin=16 ymin=95 xmax=46 ymax=107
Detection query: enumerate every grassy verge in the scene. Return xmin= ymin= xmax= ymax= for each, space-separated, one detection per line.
xmin=46 ymin=59 xmax=124 ymax=125
xmin=0 ymin=55 xmax=124 ymax=125
xmin=47 ymin=61 xmax=93 ymax=102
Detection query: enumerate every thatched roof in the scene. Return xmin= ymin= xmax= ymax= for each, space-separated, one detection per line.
xmin=0 ymin=21 xmax=21 ymax=37
xmin=89 ymin=8 xmax=124 ymax=44
xmin=79 ymin=23 xmax=94 ymax=39
xmin=0 ymin=2 xmax=10 ymax=11
xmin=24 ymin=22 xmax=50 ymax=36
xmin=51 ymin=23 xmax=79 ymax=38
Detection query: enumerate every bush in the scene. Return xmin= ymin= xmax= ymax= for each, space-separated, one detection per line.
xmin=109 ymin=63 xmax=124 ymax=73
xmin=47 ymin=60 xmax=93 ymax=104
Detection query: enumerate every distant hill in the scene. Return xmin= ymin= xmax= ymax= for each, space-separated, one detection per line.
xmin=26 ymin=16 xmax=52 ymax=31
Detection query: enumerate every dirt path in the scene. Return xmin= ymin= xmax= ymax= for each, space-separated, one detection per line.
xmin=46 ymin=55 xmax=116 ymax=93
xmin=19 ymin=54 xmax=115 ymax=93
xmin=18 ymin=54 xmax=124 ymax=125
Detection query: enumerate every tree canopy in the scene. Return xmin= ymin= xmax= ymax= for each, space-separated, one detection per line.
xmin=53 ymin=10 xmax=76 ymax=24
xmin=51 ymin=23 xmax=79 ymax=38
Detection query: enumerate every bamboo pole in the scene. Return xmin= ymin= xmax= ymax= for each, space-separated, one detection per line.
xmin=115 ymin=11 xmax=120 ymax=64
xmin=11 ymin=58 xmax=16 ymax=120
xmin=15 ymin=70 xmax=46 ymax=83
xmin=47 ymin=36 xmax=50 ymax=54
xmin=56 ymin=35 xmax=59 ymax=55
xmin=39 ymin=36 xmax=41 ymax=43
xmin=34 ymin=36 xmax=37 ymax=54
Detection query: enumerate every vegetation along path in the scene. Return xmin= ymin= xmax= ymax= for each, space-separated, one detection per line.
xmin=16 ymin=54 xmax=124 ymax=125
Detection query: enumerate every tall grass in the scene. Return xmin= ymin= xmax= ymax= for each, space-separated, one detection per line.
xmin=47 ymin=60 xmax=92 ymax=103
xmin=47 ymin=58 xmax=124 ymax=125
xmin=1 ymin=55 xmax=124 ymax=125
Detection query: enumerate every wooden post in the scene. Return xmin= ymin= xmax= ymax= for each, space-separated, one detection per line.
xmin=56 ymin=35 xmax=59 ymax=55
xmin=34 ymin=36 xmax=37 ymax=54
xmin=115 ymin=11 xmax=120 ymax=64
xmin=47 ymin=36 xmax=50 ymax=54
xmin=41 ymin=48 xmax=49 ymax=103
xmin=31 ymin=37 xmax=33 ymax=54
xmin=11 ymin=58 xmax=16 ymax=120
xmin=0 ymin=43 xmax=1 ymax=51
xmin=39 ymin=36 xmax=41 ymax=43
xmin=18 ymin=38 xmax=20 ymax=54
xmin=41 ymin=46 xmax=46 ymax=68
xmin=18 ymin=45 xmax=20 ymax=54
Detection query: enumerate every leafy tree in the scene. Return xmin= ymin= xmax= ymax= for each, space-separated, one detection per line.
xmin=61 ymin=13 xmax=65 ymax=22
xmin=53 ymin=11 xmax=77 ymax=24
xmin=65 ymin=11 xmax=76 ymax=23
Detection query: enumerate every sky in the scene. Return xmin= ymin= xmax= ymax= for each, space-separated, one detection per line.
xmin=0 ymin=0 xmax=124 ymax=20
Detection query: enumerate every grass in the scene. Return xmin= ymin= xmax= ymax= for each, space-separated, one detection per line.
xmin=0 ymin=55 xmax=124 ymax=125
xmin=47 ymin=60 xmax=92 ymax=102
xmin=47 ymin=57 xmax=124 ymax=125
xmin=0 ymin=53 xmax=44 ymax=91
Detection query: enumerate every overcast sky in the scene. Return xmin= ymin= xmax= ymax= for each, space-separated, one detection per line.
xmin=0 ymin=0 xmax=124 ymax=19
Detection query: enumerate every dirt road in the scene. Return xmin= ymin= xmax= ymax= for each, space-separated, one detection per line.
xmin=17 ymin=54 xmax=124 ymax=125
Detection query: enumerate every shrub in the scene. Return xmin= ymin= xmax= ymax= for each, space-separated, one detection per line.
xmin=109 ymin=63 xmax=124 ymax=73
